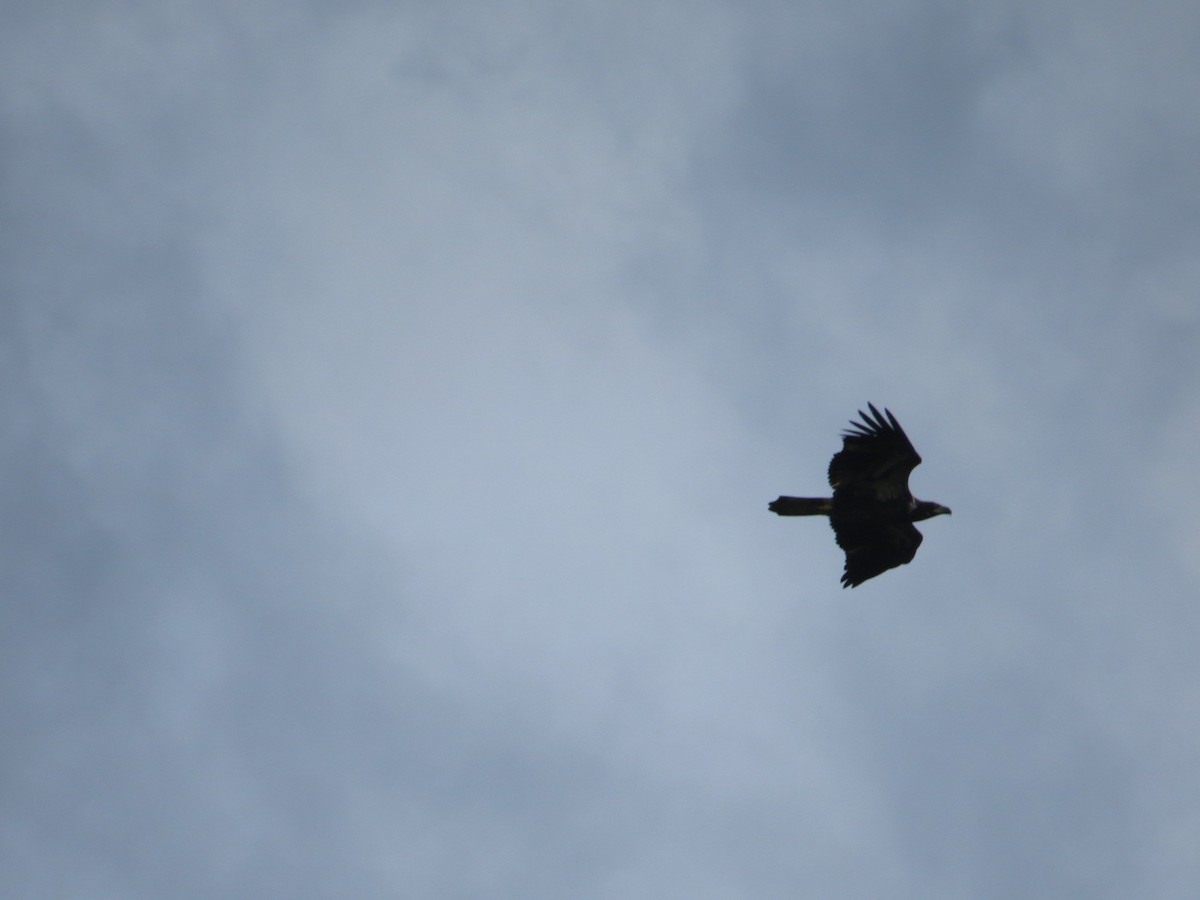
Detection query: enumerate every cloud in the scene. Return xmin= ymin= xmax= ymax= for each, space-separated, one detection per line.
xmin=5 ymin=1 xmax=1200 ymax=897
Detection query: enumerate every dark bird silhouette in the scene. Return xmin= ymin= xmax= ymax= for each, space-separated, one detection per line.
xmin=770 ymin=404 xmax=950 ymax=587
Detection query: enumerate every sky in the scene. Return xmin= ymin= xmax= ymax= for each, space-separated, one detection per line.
xmin=3 ymin=1 xmax=1200 ymax=897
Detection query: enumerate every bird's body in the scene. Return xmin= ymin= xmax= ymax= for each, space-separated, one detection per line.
xmin=770 ymin=404 xmax=950 ymax=587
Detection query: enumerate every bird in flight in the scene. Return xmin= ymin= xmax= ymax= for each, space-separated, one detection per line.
xmin=769 ymin=403 xmax=950 ymax=587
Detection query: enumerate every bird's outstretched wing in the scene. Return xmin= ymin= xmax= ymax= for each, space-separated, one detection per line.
xmin=834 ymin=521 xmax=924 ymax=588
xmin=827 ymin=403 xmax=921 ymax=501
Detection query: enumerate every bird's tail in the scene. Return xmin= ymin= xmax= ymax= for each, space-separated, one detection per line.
xmin=768 ymin=496 xmax=833 ymax=516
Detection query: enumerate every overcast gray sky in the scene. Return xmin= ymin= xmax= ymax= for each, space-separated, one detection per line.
xmin=4 ymin=1 xmax=1200 ymax=897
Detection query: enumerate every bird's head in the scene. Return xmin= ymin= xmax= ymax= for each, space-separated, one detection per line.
xmin=912 ymin=500 xmax=952 ymax=521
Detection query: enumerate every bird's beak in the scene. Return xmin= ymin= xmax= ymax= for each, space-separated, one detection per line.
xmin=939 ymin=505 xmax=952 ymax=516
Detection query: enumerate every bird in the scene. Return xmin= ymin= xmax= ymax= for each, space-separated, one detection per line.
xmin=769 ymin=403 xmax=950 ymax=587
